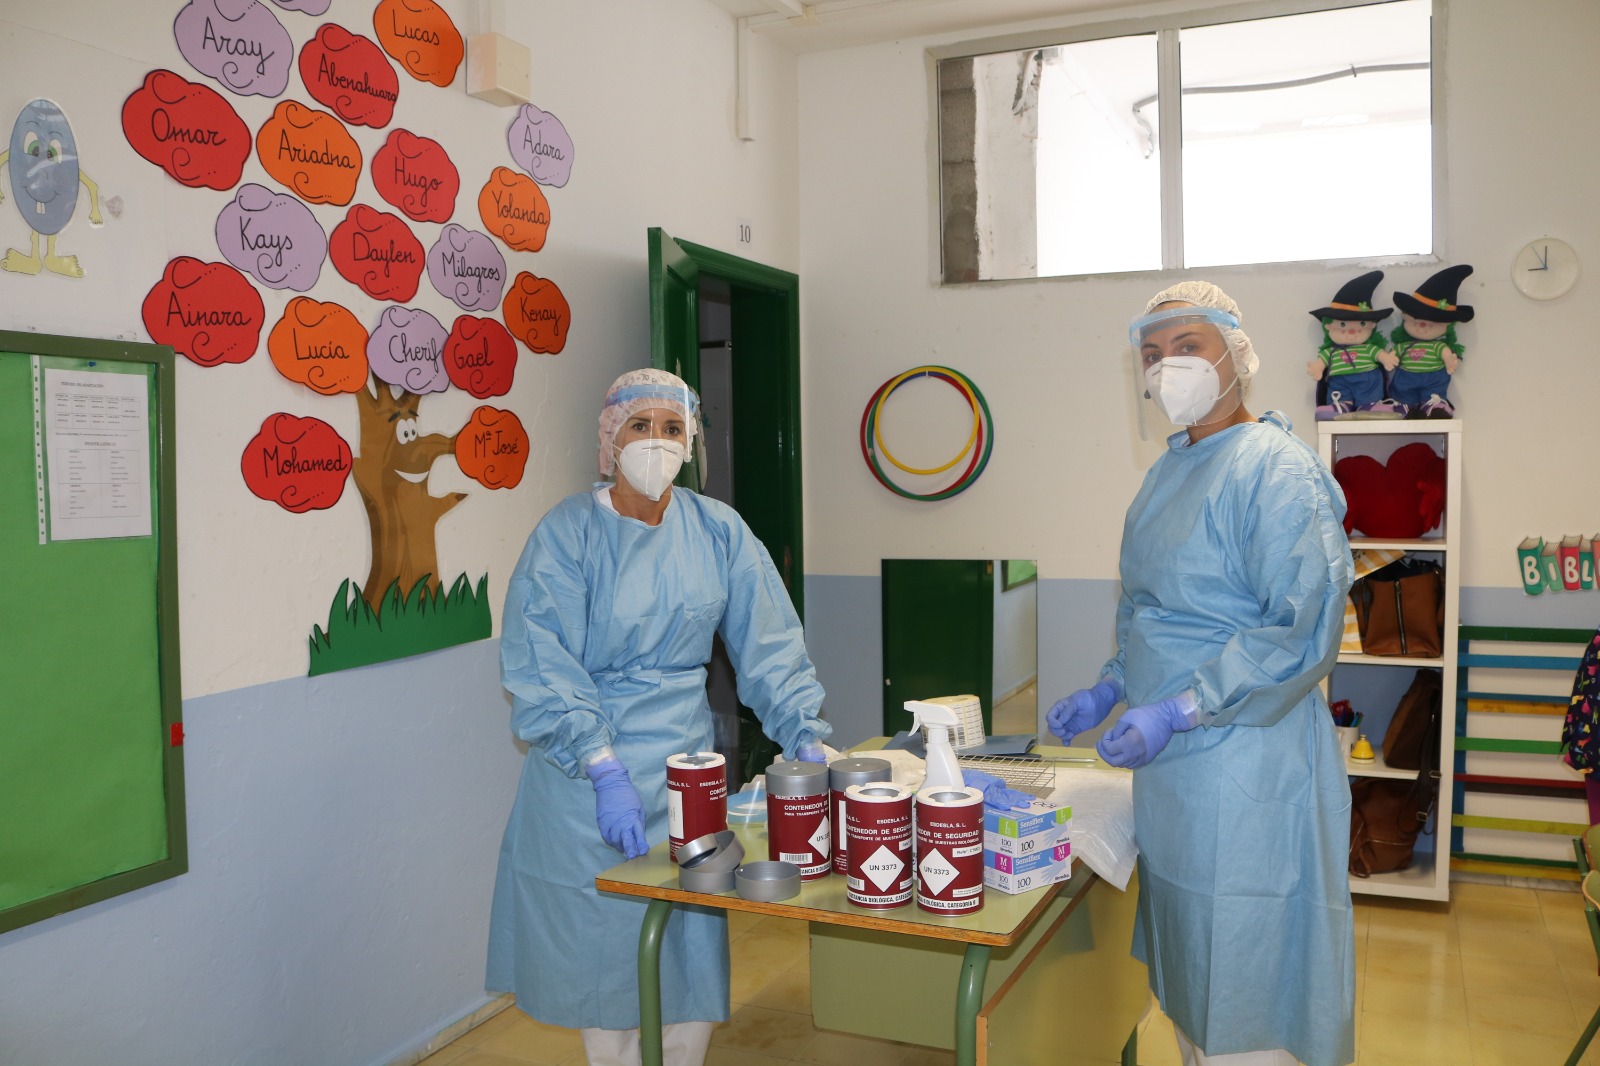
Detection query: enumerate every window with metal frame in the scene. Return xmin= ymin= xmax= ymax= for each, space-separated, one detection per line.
xmin=935 ymin=0 xmax=1435 ymax=282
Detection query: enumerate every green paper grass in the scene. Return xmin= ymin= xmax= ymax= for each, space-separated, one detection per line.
xmin=309 ymin=573 xmax=491 ymax=675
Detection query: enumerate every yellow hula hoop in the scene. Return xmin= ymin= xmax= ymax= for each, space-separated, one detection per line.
xmin=872 ymin=366 xmax=981 ymax=476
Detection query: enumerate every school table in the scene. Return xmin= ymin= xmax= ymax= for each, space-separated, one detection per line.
xmin=596 ymin=764 xmax=1146 ymax=1066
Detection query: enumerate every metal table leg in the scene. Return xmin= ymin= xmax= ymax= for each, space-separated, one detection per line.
xmin=955 ymin=943 xmax=992 ymax=1066
xmin=637 ymin=899 xmax=675 ymax=1066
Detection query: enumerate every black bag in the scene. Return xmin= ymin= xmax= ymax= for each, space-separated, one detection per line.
xmin=1350 ymin=690 xmax=1441 ymax=877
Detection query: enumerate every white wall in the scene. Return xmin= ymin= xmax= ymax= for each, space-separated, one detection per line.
xmin=0 ymin=2 xmax=799 ymax=1064
xmin=798 ymin=0 xmax=1600 ymax=733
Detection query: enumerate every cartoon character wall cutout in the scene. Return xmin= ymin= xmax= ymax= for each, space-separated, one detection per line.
xmin=0 ymin=99 xmax=102 ymax=277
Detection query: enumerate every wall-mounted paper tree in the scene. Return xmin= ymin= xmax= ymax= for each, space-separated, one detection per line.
xmin=253 ymin=298 xmax=527 ymax=672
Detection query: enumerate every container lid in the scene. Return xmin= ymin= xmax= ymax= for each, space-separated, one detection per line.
xmin=828 ymin=757 xmax=892 ymax=789
xmin=734 ymin=860 xmax=802 ymax=902
xmin=765 ymin=760 xmax=829 ymax=796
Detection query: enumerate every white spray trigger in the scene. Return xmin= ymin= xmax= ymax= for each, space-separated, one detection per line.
xmin=904 ymin=699 xmax=963 ymax=790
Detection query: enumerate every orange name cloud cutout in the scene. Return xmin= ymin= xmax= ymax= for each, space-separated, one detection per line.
xmin=477 ymin=167 xmax=550 ymax=253
xmin=501 ymin=272 xmax=570 ymax=355
xmin=256 ymin=101 xmax=364 ymax=206
xmin=373 ymin=0 xmax=463 ymax=87
xmin=268 ymin=297 xmax=371 ymax=395
xmin=455 ymin=406 xmax=528 ymax=489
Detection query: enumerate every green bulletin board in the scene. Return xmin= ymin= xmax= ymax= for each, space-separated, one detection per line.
xmin=0 ymin=331 xmax=185 ymax=933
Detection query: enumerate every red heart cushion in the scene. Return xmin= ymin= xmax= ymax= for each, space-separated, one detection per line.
xmin=1333 ymin=442 xmax=1445 ymax=538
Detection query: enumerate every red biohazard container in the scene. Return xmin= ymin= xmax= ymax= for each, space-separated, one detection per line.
xmin=666 ymin=752 xmax=727 ymax=863
xmin=914 ymin=784 xmax=985 ymax=915
xmin=829 ymin=757 xmax=892 ymax=875
xmin=844 ymin=783 xmax=914 ymax=908
xmin=765 ymin=761 xmax=831 ymax=879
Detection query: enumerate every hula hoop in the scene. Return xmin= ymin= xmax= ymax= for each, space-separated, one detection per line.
xmin=859 ymin=366 xmax=993 ymax=501
xmin=873 ymin=366 xmax=981 ymax=475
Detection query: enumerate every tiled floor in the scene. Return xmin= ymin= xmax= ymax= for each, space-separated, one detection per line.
xmin=426 ymin=685 xmax=1600 ymax=1065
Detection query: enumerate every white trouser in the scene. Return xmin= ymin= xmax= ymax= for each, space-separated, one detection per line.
xmin=580 ymin=1021 xmax=715 ymax=1066
xmin=1175 ymin=1025 xmax=1300 ymax=1066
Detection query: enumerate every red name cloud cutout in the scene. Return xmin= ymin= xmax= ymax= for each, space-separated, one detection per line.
xmin=443 ymin=315 xmax=517 ymax=398
xmin=241 ymin=412 xmax=353 ymax=512
xmin=372 ymin=129 xmax=458 ymax=224
xmin=329 ymin=204 xmax=425 ymax=301
xmin=141 ymin=257 xmax=264 ymax=367
xmin=299 ymin=23 xmax=400 ymax=129
xmin=122 ymin=69 xmax=251 ymax=190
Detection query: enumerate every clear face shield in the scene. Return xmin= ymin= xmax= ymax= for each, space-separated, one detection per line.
xmin=604 ymin=381 xmax=706 ymax=495
xmin=1128 ymin=306 xmax=1244 ymax=440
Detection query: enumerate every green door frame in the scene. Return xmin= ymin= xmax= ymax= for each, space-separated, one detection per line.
xmin=648 ymin=227 xmax=804 ymax=618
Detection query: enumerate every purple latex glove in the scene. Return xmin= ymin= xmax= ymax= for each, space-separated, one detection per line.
xmin=1096 ymin=693 xmax=1201 ymax=770
xmin=585 ymin=755 xmax=648 ymax=859
xmin=795 ymin=738 xmax=827 ymax=763
xmin=960 ymin=768 xmax=1033 ymax=811
xmin=1047 ymin=678 xmax=1124 ymax=745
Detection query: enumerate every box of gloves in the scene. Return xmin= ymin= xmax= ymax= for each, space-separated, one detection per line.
xmin=983 ymin=840 xmax=1072 ymax=893
xmin=982 ymin=799 xmax=1072 ymax=894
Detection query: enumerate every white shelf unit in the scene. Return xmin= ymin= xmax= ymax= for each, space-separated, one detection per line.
xmin=1318 ymin=420 xmax=1462 ymax=902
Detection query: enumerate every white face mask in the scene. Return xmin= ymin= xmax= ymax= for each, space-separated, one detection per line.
xmin=615 ymin=439 xmax=686 ymax=501
xmin=1144 ymin=356 xmax=1230 ymax=426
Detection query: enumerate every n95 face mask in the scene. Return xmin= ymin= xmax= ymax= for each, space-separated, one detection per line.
xmin=1144 ymin=357 xmax=1226 ymax=427
xmin=616 ymin=439 xmax=685 ymax=501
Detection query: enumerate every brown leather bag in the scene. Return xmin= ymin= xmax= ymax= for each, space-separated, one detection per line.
xmin=1382 ymin=668 xmax=1443 ymax=771
xmin=1350 ymin=688 xmax=1441 ymax=877
xmin=1354 ymin=559 xmax=1444 ymax=658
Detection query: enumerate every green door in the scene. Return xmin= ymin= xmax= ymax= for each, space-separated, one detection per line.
xmin=881 ymin=559 xmax=995 ymax=737
xmin=648 ymin=227 xmax=804 ymax=781
xmin=647 ymin=227 xmax=705 ymax=491
xmin=647 ymin=226 xmax=803 ymax=612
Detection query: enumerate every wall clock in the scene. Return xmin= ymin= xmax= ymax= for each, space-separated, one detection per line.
xmin=1511 ymin=237 xmax=1579 ymax=300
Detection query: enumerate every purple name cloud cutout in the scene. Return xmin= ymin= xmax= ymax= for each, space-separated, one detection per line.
xmin=216 ymin=183 xmax=327 ymax=291
xmin=270 ymin=0 xmax=331 ymax=13
xmin=368 ymin=306 xmax=449 ymax=394
xmin=174 ymin=0 xmax=293 ymax=97
xmin=427 ymin=224 xmax=507 ymax=312
xmin=507 ymin=103 xmax=574 ymax=188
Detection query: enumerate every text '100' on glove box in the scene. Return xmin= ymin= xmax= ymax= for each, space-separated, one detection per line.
xmin=983 ymin=799 xmax=1071 ymax=894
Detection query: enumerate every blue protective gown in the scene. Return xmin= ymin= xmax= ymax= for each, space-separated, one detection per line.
xmin=486 ymin=486 xmax=830 ymax=1029
xmin=1101 ymin=413 xmax=1355 ymax=1066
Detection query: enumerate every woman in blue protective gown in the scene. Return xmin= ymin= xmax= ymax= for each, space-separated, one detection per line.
xmin=1047 ymin=283 xmax=1355 ymax=1066
xmin=486 ymin=368 xmax=830 ymax=1066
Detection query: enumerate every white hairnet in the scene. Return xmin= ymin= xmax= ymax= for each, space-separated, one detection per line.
xmin=1143 ymin=281 xmax=1259 ymax=384
xmin=597 ymin=368 xmax=699 ymax=476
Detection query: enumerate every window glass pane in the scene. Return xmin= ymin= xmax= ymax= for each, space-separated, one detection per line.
xmin=1180 ymin=1 xmax=1431 ymax=267
xmin=1036 ymin=34 xmax=1161 ymax=276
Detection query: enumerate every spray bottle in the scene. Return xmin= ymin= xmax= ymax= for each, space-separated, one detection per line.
xmin=905 ymin=699 xmax=964 ymax=791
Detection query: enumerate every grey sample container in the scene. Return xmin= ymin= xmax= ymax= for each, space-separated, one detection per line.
xmin=829 ymin=757 xmax=892 ymax=874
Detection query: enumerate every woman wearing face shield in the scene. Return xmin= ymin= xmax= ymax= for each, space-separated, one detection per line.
xmin=1046 ymin=283 xmax=1355 ymax=1066
xmin=486 ymin=368 xmax=831 ymax=1066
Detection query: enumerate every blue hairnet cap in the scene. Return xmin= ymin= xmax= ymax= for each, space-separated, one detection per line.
xmin=597 ymin=368 xmax=699 ymax=476
xmin=1141 ymin=281 xmax=1259 ymax=383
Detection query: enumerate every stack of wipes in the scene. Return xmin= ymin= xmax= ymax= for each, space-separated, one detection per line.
xmin=917 ymin=694 xmax=985 ymax=751
xmin=982 ymin=798 xmax=1071 ymax=894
